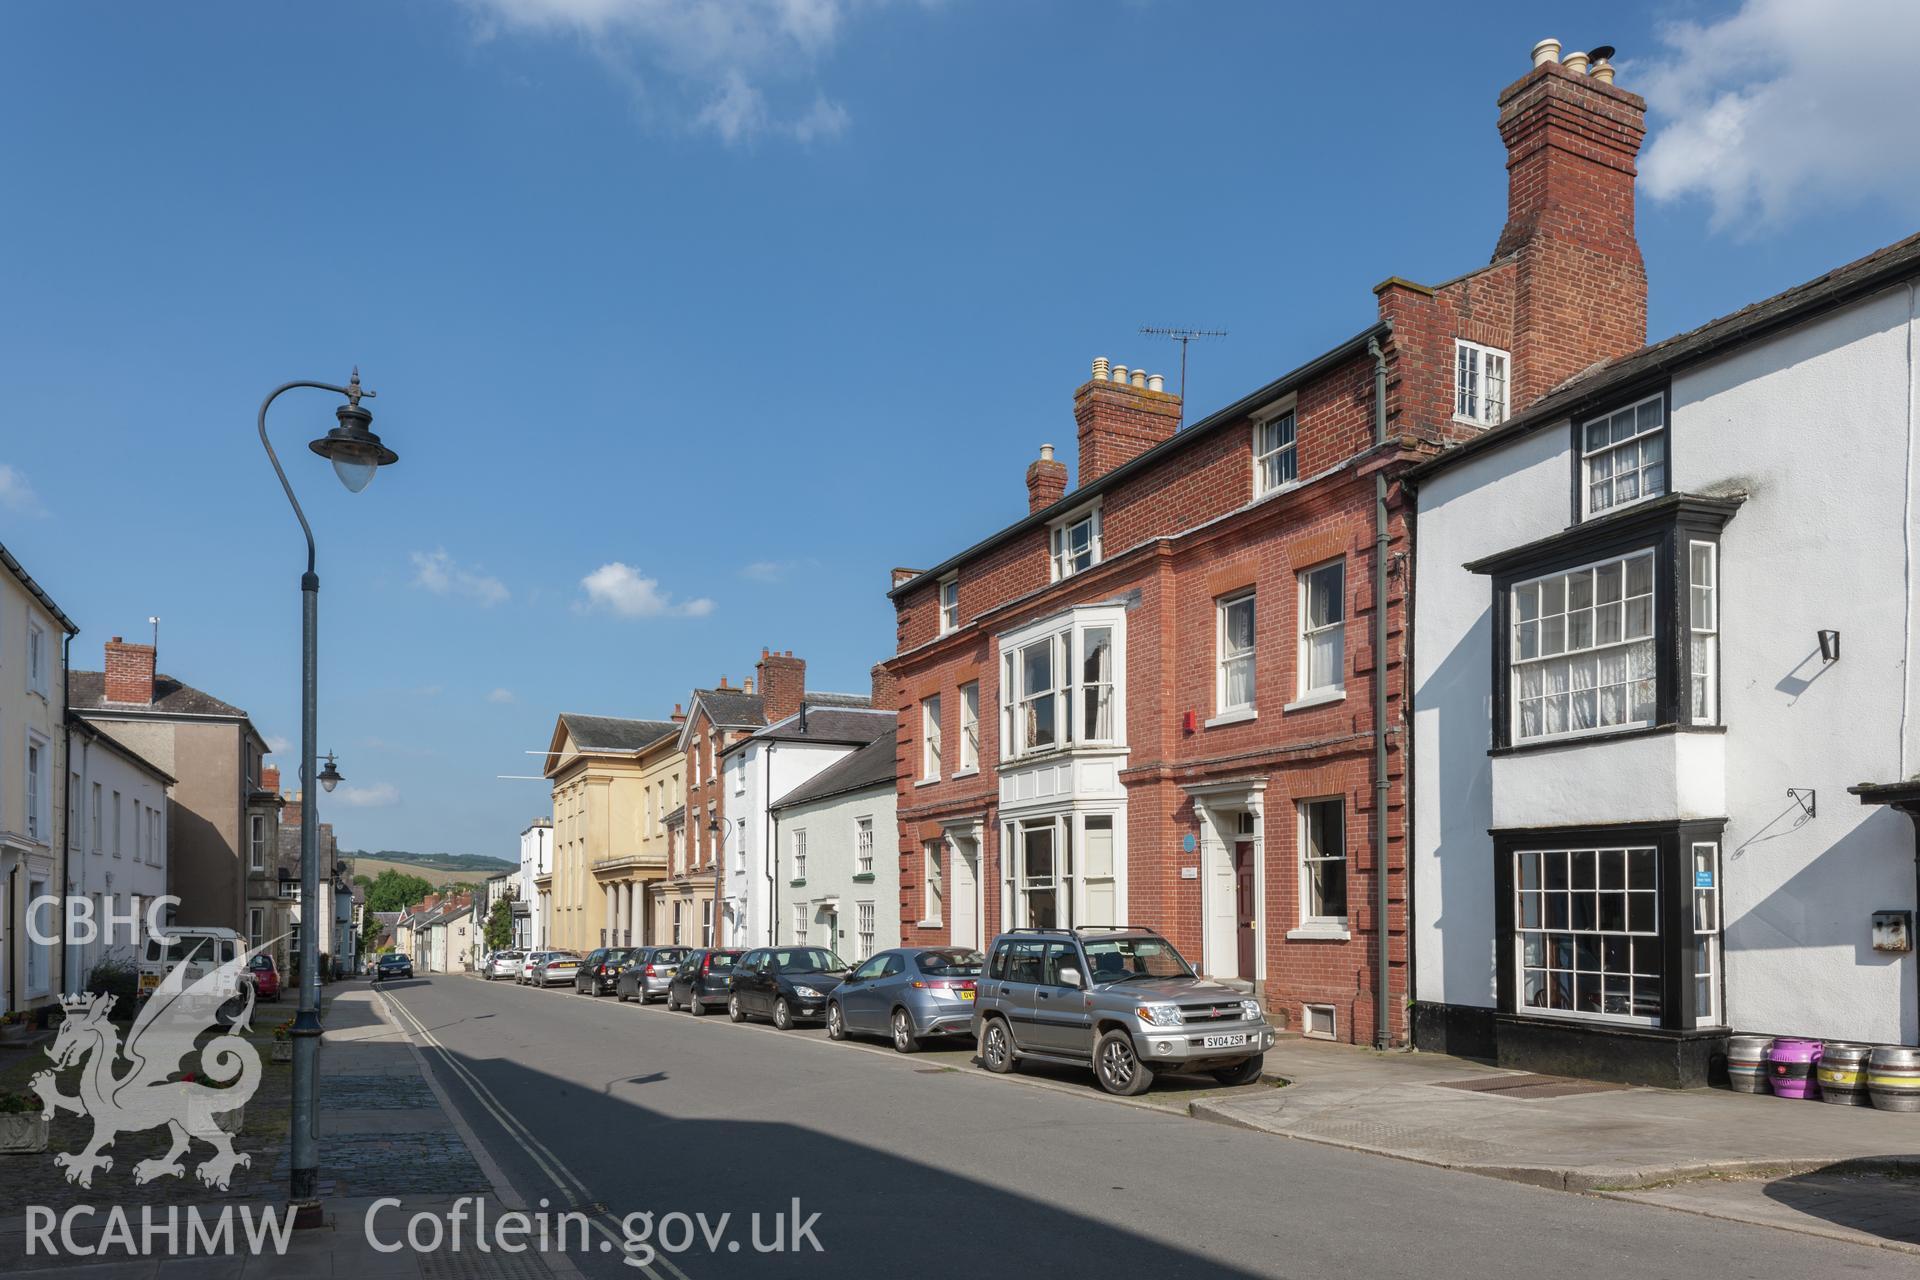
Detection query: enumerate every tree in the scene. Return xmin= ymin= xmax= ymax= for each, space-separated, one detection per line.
xmin=365 ymin=868 xmax=434 ymax=914
xmin=484 ymin=898 xmax=513 ymax=951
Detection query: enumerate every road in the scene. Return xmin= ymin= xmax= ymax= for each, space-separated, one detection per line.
xmin=375 ymin=975 xmax=1911 ymax=1280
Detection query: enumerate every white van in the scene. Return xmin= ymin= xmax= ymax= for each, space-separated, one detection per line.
xmin=139 ymin=927 xmax=245 ymax=1000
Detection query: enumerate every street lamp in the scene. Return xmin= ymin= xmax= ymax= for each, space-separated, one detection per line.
xmin=318 ymin=752 xmax=343 ymax=794
xmin=708 ymin=813 xmax=732 ymax=949
xmin=257 ymin=368 xmax=398 ymax=1228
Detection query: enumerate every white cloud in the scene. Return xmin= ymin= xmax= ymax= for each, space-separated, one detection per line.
xmin=739 ymin=556 xmax=819 ymax=583
xmin=487 ymin=687 xmax=516 ymax=704
xmin=266 ymin=735 xmax=292 ymax=754
xmin=335 ymin=782 xmax=401 ymax=808
xmin=579 ymin=562 xmax=715 ymax=618
xmin=410 ymin=549 xmax=510 ymax=606
xmin=458 ymin=0 xmax=880 ymax=145
xmin=0 ymin=465 xmax=45 ymax=516
xmin=1637 ymin=0 xmax=1920 ymax=231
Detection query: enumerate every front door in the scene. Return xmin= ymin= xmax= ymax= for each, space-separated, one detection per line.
xmin=1234 ymin=838 xmax=1257 ymax=978
xmin=950 ymin=834 xmax=979 ymax=949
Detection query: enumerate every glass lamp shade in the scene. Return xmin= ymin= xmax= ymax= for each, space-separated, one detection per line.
xmin=330 ymin=451 xmax=379 ymax=493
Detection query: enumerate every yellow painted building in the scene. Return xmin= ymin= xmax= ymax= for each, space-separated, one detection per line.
xmin=543 ymin=714 xmax=681 ymax=953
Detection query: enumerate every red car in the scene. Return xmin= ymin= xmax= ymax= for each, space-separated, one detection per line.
xmin=247 ymin=954 xmax=282 ymax=1002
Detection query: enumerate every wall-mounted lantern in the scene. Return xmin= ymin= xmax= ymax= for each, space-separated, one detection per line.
xmin=1818 ymin=629 xmax=1841 ymax=662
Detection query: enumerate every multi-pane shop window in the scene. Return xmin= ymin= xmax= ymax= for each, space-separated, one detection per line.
xmin=1454 ymin=340 xmax=1510 ymax=426
xmin=1689 ymin=542 xmax=1718 ymax=724
xmin=1515 ymin=847 xmax=1660 ymax=1024
xmin=1300 ymin=799 xmax=1347 ymax=923
xmin=1299 ymin=562 xmax=1345 ymax=696
xmin=1512 ymin=552 xmax=1655 ymax=741
xmin=1254 ymin=411 xmax=1298 ymax=495
xmin=1582 ymin=393 xmax=1667 ymax=516
xmin=1218 ymin=592 xmax=1255 ymax=714
xmin=1692 ymin=843 xmax=1722 ymax=1027
xmin=959 ymin=682 xmax=980 ymax=770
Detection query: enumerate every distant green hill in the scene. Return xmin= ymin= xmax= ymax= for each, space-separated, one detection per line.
xmin=343 ymin=849 xmax=517 ymax=884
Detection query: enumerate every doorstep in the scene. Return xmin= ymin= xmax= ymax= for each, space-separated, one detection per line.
xmin=1202 ymin=1034 xmax=1920 ymax=1193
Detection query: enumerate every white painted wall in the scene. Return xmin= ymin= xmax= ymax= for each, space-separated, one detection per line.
xmin=1414 ymin=283 xmax=1920 ymax=1044
xmin=519 ymin=822 xmax=550 ymax=950
xmin=65 ymin=733 xmax=170 ymax=993
xmin=772 ymin=782 xmax=899 ymax=960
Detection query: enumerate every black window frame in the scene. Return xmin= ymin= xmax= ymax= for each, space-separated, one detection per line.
xmin=1470 ymin=493 xmax=1742 ymax=754
xmin=1492 ymin=820 xmax=1727 ymax=1033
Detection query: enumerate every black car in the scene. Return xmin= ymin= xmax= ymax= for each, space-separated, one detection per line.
xmin=728 ymin=946 xmax=848 ymax=1030
xmin=665 ymin=949 xmax=743 ymax=1015
xmin=574 ymin=946 xmax=635 ymax=996
xmin=615 ymin=947 xmax=692 ymax=1003
xmin=374 ymin=953 xmax=413 ymax=981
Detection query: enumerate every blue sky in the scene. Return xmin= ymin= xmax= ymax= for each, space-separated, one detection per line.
xmin=3 ymin=1 xmax=1916 ymax=859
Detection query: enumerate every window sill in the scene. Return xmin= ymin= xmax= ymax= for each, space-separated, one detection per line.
xmin=851 ymin=872 xmax=876 ymax=883
xmin=951 ymin=767 xmax=979 ymax=780
xmin=1286 ymin=925 xmax=1351 ymax=942
xmin=914 ymin=778 xmax=940 ymax=789
xmin=1284 ymin=689 xmax=1346 ymax=713
xmin=789 ymin=879 xmax=806 ymax=888
xmin=1204 ymin=708 xmax=1257 ymax=729
xmin=916 ymin=919 xmax=944 ymax=929
xmin=1489 ymin=721 xmax=1725 ymax=758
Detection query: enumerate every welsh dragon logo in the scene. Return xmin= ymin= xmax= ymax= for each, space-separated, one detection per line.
xmin=28 ymin=941 xmax=262 ymax=1190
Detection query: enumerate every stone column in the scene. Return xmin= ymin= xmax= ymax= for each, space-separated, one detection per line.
xmin=603 ymin=883 xmax=616 ymax=946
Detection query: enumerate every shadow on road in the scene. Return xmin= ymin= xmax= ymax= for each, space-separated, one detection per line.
xmin=1762 ymin=1166 xmax=1920 ymax=1247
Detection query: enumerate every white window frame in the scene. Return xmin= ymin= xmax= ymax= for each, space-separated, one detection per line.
xmin=1298 ymin=798 xmax=1348 ymax=928
xmin=856 ymin=901 xmax=875 ymax=961
xmin=91 ymin=782 xmax=101 ymax=854
xmin=1215 ymin=591 xmax=1256 ymax=721
xmin=997 ymin=605 xmax=1127 ymax=762
xmin=856 ymin=816 xmax=874 ymax=875
xmin=920 ymin=694 xmax=943 ymax=781
xmin=26 ymin=619 xmax=48 ymax=698
xmin=1048 ymin=502 xmax=1102 ymax=581
xmin=24 ymin=733 xmax=45 ymax=843
xmin=792 ymin=828 xmax=808 ymax=881
xmin=1252 ymin=407 xmax=1298 ymax=497
xmin=1509 ymin=550 xmax=1657 ymax=744
xmin=25 ymin=876 xmax=49 ymax=996
xmin=1296 ymin=561 xmax=1346 ymax=702
xmin=794 ymin=902 xmax=809 ymax=944
xmin=1453 ymin=339 xmax=1510 ymax=426
xmin=938 ymin=575 xmax=960 ymax=634
xmin=1688 ymin=541 xmax=1718 ymax=726
xmin=923 ymin=839 xmax=945 ymax=926
xmin=248 ymin=906 xmax=265 ymax=950
xmin=1514 ymin=845 xmax=1662 ymax=1026
xmin=958 ymin=682 xmax=980 ymax=773
xmin=1692 ymin=841 xmax=1722 ymax=1028
xmin=250 ymin=813 xmax=267 ymax=872
xmin=1581 ymin=392 xmax=1667 ymax=518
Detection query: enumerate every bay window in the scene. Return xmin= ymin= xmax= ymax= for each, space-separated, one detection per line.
xmin=1001 ymin=811 xmax=1124 ymax=930
xmin=998 ymin=606 xmax=1126 ymax=761
xmin=1688 ymin=543 xmax=1718 ymax=723
xmin=1512 ymin=552 xmax=1655 ymax=742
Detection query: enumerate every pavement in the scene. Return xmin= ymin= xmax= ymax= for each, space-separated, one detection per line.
xmin=360 ymin=974 xmax=1917 ymax=1278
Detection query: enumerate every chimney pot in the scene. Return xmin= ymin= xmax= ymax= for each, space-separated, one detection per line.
xmin=1147 ymin=373 xmax=1165 ymax=393
xmin=1130 ymin=368 xmax=1147 ymax=388
xmin=1561 ymin=50 xmax=1589 ymax=75
xmin=1040 ymin=443 xmax=1054 ymax=461
xmin=1531 ymin=37 xmax=1561 ymax=67
xmin=1111 ymin=364 xmax=1128 ymax=384
xmin=1590 ymin=59 xmax=1615 ymax=84
xmin=1091 ymin=357 xmax=1110 ymax=381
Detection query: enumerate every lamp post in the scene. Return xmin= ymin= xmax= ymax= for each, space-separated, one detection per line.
xmin=708 ymin=813 xmax=733 ymax=948
xmin=257 ymin=369 xmax=398 ymax=1226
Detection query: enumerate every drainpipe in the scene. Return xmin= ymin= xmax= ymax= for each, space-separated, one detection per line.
xmin=765 ymin=745 xmax=777 ymax=944
xmin=59 ymin=632 xmax=74 ymax=998
xmin=1369 ymin=337 xmax=1393 ymax=1051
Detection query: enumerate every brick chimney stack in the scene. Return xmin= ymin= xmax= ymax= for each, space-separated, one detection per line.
xmin=1074 ymin=357 xmax=1181 ymax=487
xmin=260 ymin=764 xmax=281 ymax=794
xmin=282 ymin=791 xmax=302 ymax=830
xmin=869 ymin=661 xmax=899 ymax=712
xmin=756 ymin=649 xmax=807 ymax=724
xmin=103 ymin=637 xmax=157 ymax=705
xmin=1495 ymin=39 xmax=1648 ymax=409
xmin=1025 ymin=444 xmax=1068 ymax=512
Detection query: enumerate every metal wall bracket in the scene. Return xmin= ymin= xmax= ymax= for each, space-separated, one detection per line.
xmin=1787 ymin=788 xmax=1817 ymax=819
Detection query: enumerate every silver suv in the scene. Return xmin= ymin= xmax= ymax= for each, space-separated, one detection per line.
xmin=973 ymin=927 xmax=1275 ymax=1095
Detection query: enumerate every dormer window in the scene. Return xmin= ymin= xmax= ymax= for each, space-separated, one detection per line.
xmin=1455 ymin=340 xmax=1509 ymax=426
xmin=1582 ymin=392 xmax=1667 ymax=517
xmin=1049 ymin=504 xmax=1101 ymax=580
xmin=938 ymin=575 xmax=959 ymax=634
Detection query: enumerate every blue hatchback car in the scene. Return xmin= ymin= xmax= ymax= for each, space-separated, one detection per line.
xmin=826 ymin=947 xmax=983 ymax=1052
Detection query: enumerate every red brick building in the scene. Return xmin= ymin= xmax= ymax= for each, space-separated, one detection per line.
xmin=883 ymin=39 xmax=1649 ymax=1046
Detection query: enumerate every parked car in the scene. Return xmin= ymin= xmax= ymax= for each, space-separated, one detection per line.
xmin=728 ymin=947 xmax=848 ymax=1030
xmin=972 ymin=927 xmax=1275 ymax=1096
xmin=245 ymin=953 xmax=283 ymax=1002
xmin=531 ymin=952 xmax=581 ymax=987
xmin=374 ymin=953 xmax=414 ymax=982
xmin=517 ymin=952 xmax=547 ymax=984
xmin=665 ymin=949 xmax=743 ymax=1015
xmin=575 ymin=947 xmax=636 ymax=996
xmin=614 ymin=947 xmax=692 ymax=1003
xmin=827 ymin=947 xmax=980 ymax=1051
xmin=485 ymin=950 xmax=524 ymax=981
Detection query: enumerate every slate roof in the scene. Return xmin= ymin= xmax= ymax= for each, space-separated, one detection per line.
xmin=771 ymin=730 xmax=898 ymax=811
xmin=664 ymin=804 xmax=685 ymax=826
xmin=558 ymin=714 xmax=679 ymax=753
xmin=693 ymin=688 xmax=766 ymax=729
xmin=1412 ymin=229 xmax=1920 ymax=480
xmin=70 ymin=669 xmax=251 ymax=719
xmin=723 ymin=705 xmax=894 ymax=756
xmin=0 ymin=541 xmax=78 ymax=633
xmin=803 ymin=690 xmax=873 ymax=709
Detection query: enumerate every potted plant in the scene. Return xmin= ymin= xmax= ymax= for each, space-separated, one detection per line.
xmin=271 ymin=1018 xmax=294 ymax=1063
xmin=0 ymin=1089 xmax=48 ymax=1154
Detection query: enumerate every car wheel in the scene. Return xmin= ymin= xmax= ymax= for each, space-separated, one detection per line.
xmin=980 ymin=1018 xmax=1015 ymax=1074
xmin=826 ymin=1003 xmax=847 ymax=1041
xmin=1095 ymin=1029 xmax=1154 ymax=1096
xmin=728 ymin=993 xmax=747 ymax=1023
xmin=690 ymin=995 xmax=706 ymax=1016
xmin=616 ymin=987 xmax=630 ymax=1004
xmin=891 ymin=1009 xmax=920 ymax=1054
xmin=666 ymin=987 xmax=681 ymax=1011
xmin=1210 ymin=1054 xmax=1265 ymax=1087
xmin=773 ymin=998 xmax=794 ymax=1031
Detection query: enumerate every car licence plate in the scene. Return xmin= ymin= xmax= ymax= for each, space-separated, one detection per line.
xmin=1202 ymin=1033 xmax=1248 ymax=1049
xmin=958 ymin=989 xmax=975 ymax=1000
